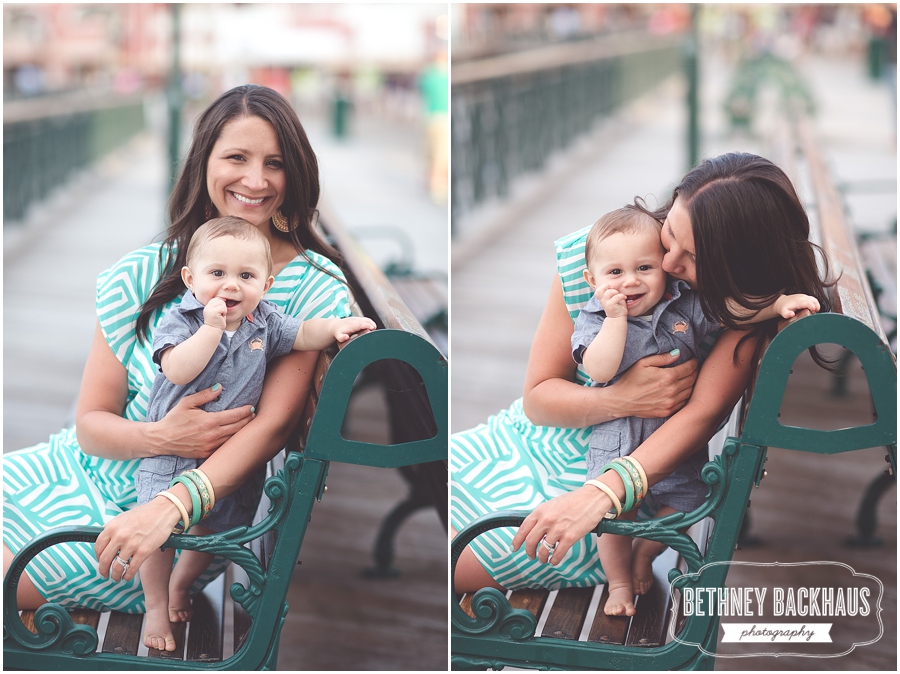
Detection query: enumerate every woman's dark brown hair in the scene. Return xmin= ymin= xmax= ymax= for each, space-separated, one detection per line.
xmin=638 ymin=152 xmax=835 ymax=366
xmin=136 ymin=84 xmax=343 ymax=343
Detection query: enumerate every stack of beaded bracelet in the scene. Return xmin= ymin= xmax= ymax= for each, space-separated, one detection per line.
xmin=585 ymin=455 xmax=648 ymax=520
xmin=156 ymin=469 xmax=216 ymax=533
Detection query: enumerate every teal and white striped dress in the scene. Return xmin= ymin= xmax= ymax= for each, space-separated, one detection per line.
xmin=451 ymin=227 xmax=604 ymax=590
xmin=3 ymin=243 xmax=350 ymax=612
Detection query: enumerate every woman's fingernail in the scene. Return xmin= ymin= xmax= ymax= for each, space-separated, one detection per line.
xmin=212 ymin=383 xmax=221 ymax=392
xmin=670 ymin=349 xmax=680 ymax=357
xmin=251 ymin=406 xmax=256 ymax=414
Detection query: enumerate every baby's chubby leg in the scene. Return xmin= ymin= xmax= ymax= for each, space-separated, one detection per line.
xmin=168 ymin=524 xmax=215 ymax=623
xmin=631 ymin=505 xmax=678 ymax=595
xmin=141 ymin=547 xmax=178 ymax=652
xmin=598 ymin=510 xmax=638 ymax=616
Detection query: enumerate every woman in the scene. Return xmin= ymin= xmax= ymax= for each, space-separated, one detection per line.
xmin=452 ymin=152 xmax=832 ymax=592
xmin=3 ymin=85 xmax=350 ymax=611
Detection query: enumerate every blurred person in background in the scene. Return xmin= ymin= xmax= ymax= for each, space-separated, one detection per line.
xmin=882 ymin=6 xmax=896 ymax=145
xmin=4 ymin=85 xmax=353 ymax=619
xmin=419 ymin=46 xmax=449 ymax=204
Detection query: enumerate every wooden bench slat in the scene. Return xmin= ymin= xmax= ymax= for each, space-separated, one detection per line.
xmin=19 ymin=610 xmax=37 ymax=634
xmin=101 ymin=611 xmax=144 ymax=656
xmin=187 ymin=573 xmax=226 ymax=662
xmin=586 ymin=592 xmax=629 ymax=645
xmin=508 ymin=587 xmax=550 ymax=618
xmin=19 ymin=607 xmax=101 ymax=636
xmin=540 ymin=587 xmax=593 ymax=640
xmin=72 ymin=608 xmax=102 ymax=631
xmin=458 ymin=588 xmax=550 ymax=623
xmin=458 ymin=593 xmax=475 ymax=618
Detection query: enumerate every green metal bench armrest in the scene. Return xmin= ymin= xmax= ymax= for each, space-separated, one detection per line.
xmin=2 ymin=452 xmax=310 ymax=670
xmin=743 ymin=312 xmax=897 ymax=458
xmin=305 ymin=328 xmax=447 ymax=468
xmin=4 ymin=528 xmax=103 ymax=658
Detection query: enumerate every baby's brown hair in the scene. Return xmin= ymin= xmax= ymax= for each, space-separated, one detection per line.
xmin=584 ymin=205 xmax=662 ymax=268
xmin=186 ymin=216 xmax=273 ymax=276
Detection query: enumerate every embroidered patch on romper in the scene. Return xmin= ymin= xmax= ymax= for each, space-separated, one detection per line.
xmin=249 ymin=337 xmax=264 ymax=352
xmin=672 ymin=320 xmax=689 ymax=334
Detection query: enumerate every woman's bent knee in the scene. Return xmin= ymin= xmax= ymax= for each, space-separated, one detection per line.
xmin=454 ymin=546 xmax=506 ymax=594
xmin=4 ymin=542 xmax=48 ymax=610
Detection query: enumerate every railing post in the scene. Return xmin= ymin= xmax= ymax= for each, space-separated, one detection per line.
xmin=685 ymin=4 xmax=700 ymax=170
xmin=167 ymin=3 xmax=183 ymax=195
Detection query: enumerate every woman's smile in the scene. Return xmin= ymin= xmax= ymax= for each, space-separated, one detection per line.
xmin=230 ymin=191 xmax=268 ymax=206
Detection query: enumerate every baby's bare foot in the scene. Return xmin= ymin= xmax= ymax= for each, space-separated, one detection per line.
xmin=604 ymin=583 xmax=636 ymax=616
xmin=168 ymin=586 xmax=193 ymax=623
xmin=632 ymin=539 xmax=659 ymax=595
xmin=632 ymin=555 xmax=655 ymax=595
xmin=144 ymin=607 xmax=177 ymax=652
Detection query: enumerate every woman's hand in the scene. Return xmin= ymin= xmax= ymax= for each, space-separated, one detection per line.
xmin=95 ymin=496 xmax=182 ymax=583
xmin=511 ymin=485 xmax=612 ymax=565
xmin=146 ymin=386 xmax=254 ymax=459
xmin=611 ymin=351 xmax=698 ymax=419
xmin=77 ymin=323 xmax=253 ymax=460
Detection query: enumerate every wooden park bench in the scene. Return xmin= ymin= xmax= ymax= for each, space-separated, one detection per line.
xmin=3 ymin=211 xmax=448 ymax=670
xmin=450 ymin=110 xmax=896 ymax=670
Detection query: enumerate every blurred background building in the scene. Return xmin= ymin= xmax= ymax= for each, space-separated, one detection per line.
xmin=4 ymin=3 xmax=449 ymax=269
xmin=4 ymin=3 xmax=448 ymax=670
xmin=450 ymin=3 xmax=896 ymax=239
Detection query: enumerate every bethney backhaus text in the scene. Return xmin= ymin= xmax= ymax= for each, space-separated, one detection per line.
xmin=682 ymin=587 xmax=871 ymax=617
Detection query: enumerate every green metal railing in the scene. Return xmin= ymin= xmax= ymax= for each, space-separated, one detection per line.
xmin=4 ymin=94 xmax=145 ymax=222
xmin=451 ymin=32 xmax=683 ymax=233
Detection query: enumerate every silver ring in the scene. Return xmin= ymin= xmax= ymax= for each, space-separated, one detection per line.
xmin=541 ymin=538 xmax=558 ymax=554
xmin=113 ymin=554 xmax=130 ymax=575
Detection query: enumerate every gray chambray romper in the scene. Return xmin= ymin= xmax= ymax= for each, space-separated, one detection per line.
xmin=135 ymin=292 xmax=302 ymax=532
xmin=571 ymin=279 xmax=721 ymax=512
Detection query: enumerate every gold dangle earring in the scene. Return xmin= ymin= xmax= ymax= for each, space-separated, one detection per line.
xmin=272 ymin=210 xmax=299 ymax=232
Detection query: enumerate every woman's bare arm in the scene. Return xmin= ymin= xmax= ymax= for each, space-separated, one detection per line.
xmin=522 ymin=274 xmax=698 ymax=427
xmin=76 ymin=322 xmax=254 ymax=460
xmin=512 ymin=328 xmax=757 ymax=563
xmin=159 ymin=324 xmax=223 ymax=385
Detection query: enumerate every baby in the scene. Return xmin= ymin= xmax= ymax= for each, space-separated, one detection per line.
xmin=136 ymin=216 xmax=375 ymax=650
xmin=571 ymin=206 xmax=817 ymax=616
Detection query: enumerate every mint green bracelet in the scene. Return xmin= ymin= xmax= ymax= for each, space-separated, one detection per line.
xmin=601 ymin=461 xmax=635 ymax=513
xmin=171 ymin=475 xmax=203 ymax=527
xmin=181 ymin=470 xmax=213 ymax=520
xmin=613 ymin=457 xmax=645 ymax=507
